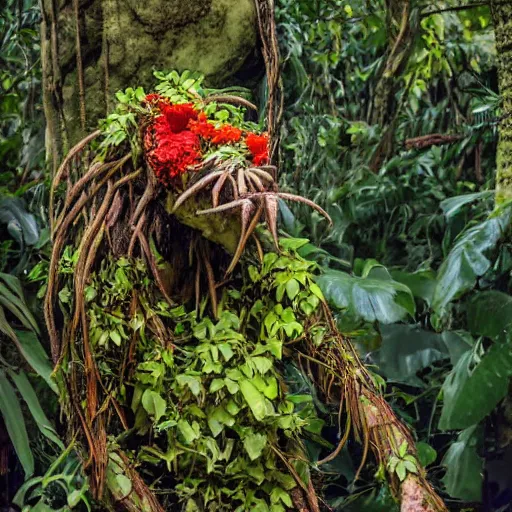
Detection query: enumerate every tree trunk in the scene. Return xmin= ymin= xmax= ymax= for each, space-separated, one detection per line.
xmin=370 ymin=0 xmax=415 ymax=171
xmin=492 ymin=0 xmax=512 ymax=205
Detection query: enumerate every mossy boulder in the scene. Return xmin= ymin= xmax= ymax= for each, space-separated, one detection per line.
xmin=41 ymin=0 xmax=257 ymax=152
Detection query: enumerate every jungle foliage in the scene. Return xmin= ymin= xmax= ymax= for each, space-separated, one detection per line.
xmin=0 ymin=0 xmax=511 ymax=511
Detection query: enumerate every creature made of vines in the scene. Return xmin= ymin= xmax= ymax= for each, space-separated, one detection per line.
xmin=45 ymin=72 xmax=448 ymax=512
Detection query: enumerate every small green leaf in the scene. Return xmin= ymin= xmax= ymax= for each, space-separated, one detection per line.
xmin=285 ymin=278 xmax=300 ymax=300
xmin=141 ymin=389 xmax=167 ymax=422
xmin=243 ymin=432 xmax=267 ymax=461
xmin=240 ymin=379 xmax=267 ymax=421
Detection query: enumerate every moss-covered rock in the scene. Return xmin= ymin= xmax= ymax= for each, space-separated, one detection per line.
xmin=41 ymin=0 xmax=257 ymax=155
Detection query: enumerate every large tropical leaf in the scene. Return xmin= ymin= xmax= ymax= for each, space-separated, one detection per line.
xmin=0 ymin=272 xmax=40 ymax=334
xmin=432 ymin=211 xmax=510 ymax=311
xmin=0 ymin=196 xmax=39 ymax=246
xmin=440 ymin=191 xmax=493 ymax=219
xmin=0 ymin=370 xmax=34 ymax=478
xmin=441 ymin=426 xmax=483 ymax=502
xmin=317 ymin=268 xmax=415 ymax=324
xmin=374 ymin=325 xmax=449 ymax=385
xmin=439 ymin=340 xmax=512 ymax=430
xmin=391 ymin=269 xmax=437 ymax=306
xmin=466 ymin=291 xmax=512 ymax=341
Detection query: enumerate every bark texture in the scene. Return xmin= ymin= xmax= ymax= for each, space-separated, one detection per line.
xmin=40 ymin=0 xmax=258 ymax=169
xmin=492 ymin=0 xmax=512 ymax=204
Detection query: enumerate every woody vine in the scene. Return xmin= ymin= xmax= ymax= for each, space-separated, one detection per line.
xmin=43 ymin=69 xmax=450 ymax=511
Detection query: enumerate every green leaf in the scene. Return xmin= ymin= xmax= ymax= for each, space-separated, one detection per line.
xmin=239 ymin=379 xmax=267 ymax=421
xmin=395 ymin=461 xmax=406 ymax=481
xmin=467 ymin=291 xmax=512 ymax=340
xmin=391 ymin=269 xmax=437 ymax=306
xmin=374 ymin=325 xmax=449 ymax=384
xmin=317 ymin=269 xmax=415 ymax=324
xmin=251 ymin=356 xmax=273 ymax=375
xmin=0 ymin=197 xmax=39 ymax=246
xmin=440 ymin=191 xmax=493 ymax=219
xmin=243 ymin=432 xmax=267 ymax=461
xmin=416 ymin=442 xmax=437 ymax=467
xmin=0 ymin=274 xmax=40 ymax=334
xmin=285 ymin=278 xmax=300 ymax=300
xmin=9 ymin=371 xmax=64 ymax=449
xmin=0 ymin=370 xmax=34 ymax=478
xmin=141 ymin=389 xmax=167 ymax=423
xmin=433 ymin=212 xmax=509 ymax=311
xmin=442 ymin=426 xmax=483 ymax=502
xmin=178 ymin=419 xmax=200 ymax=444
xmin=439 ymin=341 xmax=512 ymax=430
xmin=13 ymin=330 xmax=57 ymax=393
xmin=218 ymin=343 xmax=234 ymax=361
xmin=176 ymin=374 xmax=203 ymax=397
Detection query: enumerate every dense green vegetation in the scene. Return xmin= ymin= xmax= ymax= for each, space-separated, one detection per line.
xmin=0 ymin=0 xmax=511 ymax=511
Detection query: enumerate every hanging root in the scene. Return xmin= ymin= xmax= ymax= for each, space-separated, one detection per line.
xmin=295 ymin=304 xmax=448 ymax=512
xmin=45 ymin=131 xmax=172 ymax=501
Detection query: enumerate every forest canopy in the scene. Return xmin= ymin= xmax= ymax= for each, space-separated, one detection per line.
xmin=0 ymin=1 xmax=511 ymax=511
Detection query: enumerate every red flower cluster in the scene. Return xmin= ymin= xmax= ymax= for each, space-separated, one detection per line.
xmin=246 ymin=133 xmax=269 ymax=166
xmin=143 ymin=93 xmax=270 ymax=186
xmin=189 ymin=112 xmax=242 ymax=145
xmin=144 ymin=99 xmax=201 ymax=184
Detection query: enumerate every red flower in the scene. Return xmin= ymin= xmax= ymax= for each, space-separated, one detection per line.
xmin=211 ymin=125 xmax=242 ymax=145
xmin=189 ymin=114 xmax=242 ymax=145
xmin=246 ymin=132 xmax=269 ymax=166
xmin=144 ymin=93 xmax=163 ymax=104
xmin=188 ymin=112 xmax=217 ymax=139
xmin=161 ymin=103 xmax=198 ymax=133
xmin=144 ymin=115 xmax=200 ymax=185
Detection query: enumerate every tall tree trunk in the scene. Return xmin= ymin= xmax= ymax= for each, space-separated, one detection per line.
xmin=370 ymin=0 xmax=415 ymax=171
xmin=492 ymin=0 xmax=512 ymax=204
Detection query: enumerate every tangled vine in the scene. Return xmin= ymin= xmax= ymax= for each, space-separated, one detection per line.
xmin=45 ymin=71 xmax=447 ymax=512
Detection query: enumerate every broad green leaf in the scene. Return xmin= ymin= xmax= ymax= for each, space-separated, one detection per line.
xmin=178 ymin=419 xmax=200 ymax=444
xmin=391 ymin=269 xmax=436 ymax=306
xmin=0 ymin=274 xmax=40 ymax=334
xmin=243 ymin=432 xmax=267 ymax=461
xmin=240 ymin=379 xmax=267 ymax=421
xmin=141 ymin=389 xmax=167 ymax=422
xmin=317 ymin=269 xmax=415 ymax=324
xmin=251 ymin=356 xmax=273 ymax=375
xmin=467 ymin=291 xmax=512 ymax=340
xmin=0 ymin=197 xmax=39 ymax=246
xmin=416 ymin=442 xmax=437 ymax=467
xmin=374 ymin=325 xmax=448 ymax=384
xmin=176 ymin=374 xmax=202 ymax=397
xmin=9 ymin=371 xmax=64 ymax=449
xmin=439 ymin=342 xmax=512 ymax=430
xmin=442 ymin=426 xmax=483 ymax=502
xmin=433 ymin=212 xmax=509 ymax=311
xmin=0 ymin=370 xmax=34 ymax=478
xmin=440 ymin=191 xmax=493 ymax=218
xmin=14 ymin=330 xmax=57 ymax=393
xmin=285 ymin=278 xmax=300 ymax=300
xmin=441 ymin=331 xmax=474 ymax=366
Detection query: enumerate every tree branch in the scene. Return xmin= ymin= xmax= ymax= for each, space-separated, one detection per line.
xmin=421 ymin=2 xmax=489 ymax=17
